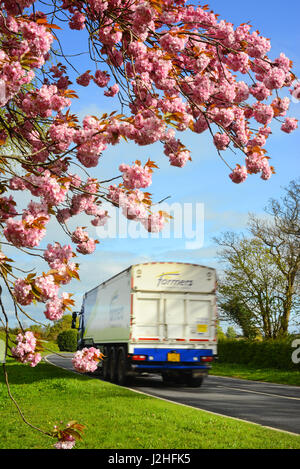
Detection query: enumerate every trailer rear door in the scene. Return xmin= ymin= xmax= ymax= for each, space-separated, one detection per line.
xmin=132 ymin=292 xmax=215 ymax=343
xmin=131 ymin=292 xmax=163 ymax=342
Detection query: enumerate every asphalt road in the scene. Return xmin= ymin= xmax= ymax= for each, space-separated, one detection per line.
xmin=45 ymin=353 xmax=300 ymax=436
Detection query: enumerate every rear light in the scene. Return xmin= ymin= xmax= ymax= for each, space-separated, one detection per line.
xmin=132 ymin=355 xmax=147 ymax=361
xmin=201 ymin=356 xmax=213 ymax=362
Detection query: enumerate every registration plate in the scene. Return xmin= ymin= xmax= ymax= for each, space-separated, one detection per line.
xmin=168 ymin=352 xmax=180 ymax=362
xmin=197 ymin=324 xmax=208 ymax=333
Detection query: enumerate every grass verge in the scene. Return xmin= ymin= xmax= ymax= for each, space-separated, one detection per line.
xmin=211 ymin=362 xmax=300 ymax=386
xmin=1 ymin=358 xmax=300 ymax=449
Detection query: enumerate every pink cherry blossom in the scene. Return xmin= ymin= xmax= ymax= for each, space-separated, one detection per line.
xmin=119 ymin=162 xmax=152 ymax=189
xmin=71 ymin=227 xmax=97 ymax=254
xmin=93 ymin=70 xmax=110 ymax=88
xmin=213 ymin=133 xmax=231 ymax=151
xmin=11 ymin=331 xmax=42 ymax=367
xmin=44 ymin=242 xmax=73 ymax=268
xmin=54 ymin=438 xmax=76 ymax=450
xmin=229 ymin=165 xmax=248 ymax=184
xmin=44 ymin=293 xmax=71 ymax=321
xmin=69 ymin=11 xmax=86 ymax=30
xmin=141 ymin=212 xmax=165 ymax=233
xmin=72 ymin=347 xmax=102 ymax=373
xmin=104 ymin=84 xmax=119 ymax=97
xmin=253 ymin=103 xmax=274 ymax=126
xmin=4 ymin=216 xmax=47 ymax=248
xmin=281 ymin=117 xmax=298 ymax=134
xmin=34 ymin=274 xmax=59 ymax=301
xmin=13 ymin=279 xmax=34 ymax=306
xmin=76 ymin=71 xmax=92 ymax=87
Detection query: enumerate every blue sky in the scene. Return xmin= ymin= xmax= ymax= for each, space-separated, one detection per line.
xmin=4 ymin=1 xmax=300 ymax=330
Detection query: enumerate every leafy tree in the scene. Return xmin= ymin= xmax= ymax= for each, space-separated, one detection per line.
xmin=216 ymin=323 xmax=226 ymax=340
xmin=46 ymin=314 xmax=73 ymax=341
xmin=218 ymin=295 xmax=259 ymax=339
xmin=226 ymin=326 xmax=237 ymax=339
xmin=248 ymin=179 xmax=300 ymax=335
xmin=216 ymin=181 xmax=300 ymax=338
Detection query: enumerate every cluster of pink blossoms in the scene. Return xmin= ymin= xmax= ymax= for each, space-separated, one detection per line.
xmin=72 ymin=115 xmax=108 ymax=168
xmin=54 ymin=436 xmax=76 ymax=450
xmin=281 ymin=117 xmax=298 ymax=134
xmin=68 ymin=176 xmax=108 ymax=227
xmin=229 ymin=165 xmax=248 ymax=184
xmin=11 ymin=331 xmax=41 ymax=367
xmin=245 ymin=153 xmax=272 ymax=181
xmin=44 ymin=293 xmax=73 ymax=321
xmin=42 ymin=243 xmax=79 ymax=319
xmin=12 ymin=240 xmax=78 ymax=320
xmin=119 ymin=162 xmax=153 ymax=189
xmin=72 ymin=347 xmax=102 ymax=373
xmin=9 ymin=171 xmax=70 ymax=207
xmin=35 ymin=275 xmax=59 ymax=302
xmin=213 ymin=133 xmax=231 ymax=151
xmin=109 ymin=185 xmax=148 ymax=220
xmin=76 ymin=69 xmax=111 ymax=89
xmin=4 ymin=213 xmax=48 ymax=248
xmin=0 ymin=13 xmax=53 ymax=105
xmin=108 ymin=184 xmax=166 ymax=233
xmin=71 ymin=227 xmax=97 ymax=254
xmin=14 ymin=279 xmax=34 ymax=306
xmin=93 ymin=70 xmax=110 ymax=88
xmin=44 ymin=242 xmax=73 ymax=269
xmin=20 ymin=84 xmax=71 ymax=118
xmin=0 ymin=196 xmax=17 ymax=221
xmin=3 ymin=199 xmax=51 ymax=249
xmin=65 ymin=0 xmax=299 ymax=182
xmin=163 ymin=130 xmax=191 ymax=168
xmin=142 ymin=212 xmax=166 ymax=233
xmin=253 ymin=103 xmax=274 ymax=126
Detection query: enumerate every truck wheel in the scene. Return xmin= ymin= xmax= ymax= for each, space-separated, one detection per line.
xmin=109 ymin=346 xmax=117 ymax=382
xmin=116 ymin=347 xmax=130 ymax=386
xmin=162 ymin=373 xmax=174 ymax=385
xmin=185 ymin=374 xmax=203 ymax=388
xmin=162 ymin=373 xmax=184 ymax=386
xmin=102 ymin=346 xmax=110 ymax=380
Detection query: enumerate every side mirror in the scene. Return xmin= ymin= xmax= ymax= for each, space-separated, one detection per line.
xmin=71 ymin=312 xmax=77 ymax=329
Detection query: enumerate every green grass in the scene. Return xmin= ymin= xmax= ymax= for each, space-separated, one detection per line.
xmin=1 ymin=358 xmax=300 ymax=449
xmin=211 ymin=362 xmax=300 ymax=386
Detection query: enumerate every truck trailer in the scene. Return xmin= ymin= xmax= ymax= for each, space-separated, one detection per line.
xmin=73 ymin=262 xmax=218 ymax=387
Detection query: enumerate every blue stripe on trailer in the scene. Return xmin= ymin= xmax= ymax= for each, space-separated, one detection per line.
xmin=133 ymin=348 xmax=213 ymax=362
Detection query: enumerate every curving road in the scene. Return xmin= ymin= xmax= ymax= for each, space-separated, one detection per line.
xmin=45 ymin=353 xmax=300 ymax=436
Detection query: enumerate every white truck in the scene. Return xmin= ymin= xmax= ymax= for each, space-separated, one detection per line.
xmin=73 ymin=262 xmax=218 ymax=387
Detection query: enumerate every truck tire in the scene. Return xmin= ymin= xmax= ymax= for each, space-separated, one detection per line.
xmin=102 ymin=346 xmax=110 ymax=380
xmin=116 ymin=347 xmax=130 ymax=386
xmin=162 ymin=373 xmax=174 ymax=385
xmin=109 ymin=346 xmax=117 ymax=382
xmin=162 ymin=372 xmax=184 ymax=386
xmin=185 ymin=374 xmax=203 ymax=387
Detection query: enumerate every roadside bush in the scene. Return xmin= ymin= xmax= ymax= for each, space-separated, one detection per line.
xmin=217 ymin=336 xmax=300 ymax=370
xmin=57 ymin=329 xmax=78 ymax=352
xmin=46 ymin=314 xmax=73 ymax=341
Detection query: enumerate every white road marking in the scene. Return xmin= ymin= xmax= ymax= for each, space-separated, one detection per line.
xmin=217 ymin=385 xmax=300 ymax=401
